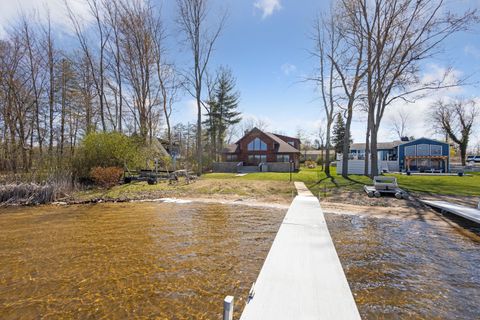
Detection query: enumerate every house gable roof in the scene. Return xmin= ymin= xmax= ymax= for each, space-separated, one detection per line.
xmin=399 ymin=137 xmax=449 ymax=147
xmin=264 ymin=132 xmax=300 ymax=153
xmin=350 ymin=141 xmax=404 ymax=150
xmin=230 ymin=127 xmax=300 ymax=153
xmin=350 ymin=137 xmax=449 ymax=151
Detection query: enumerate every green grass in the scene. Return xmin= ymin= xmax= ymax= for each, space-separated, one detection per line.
xmin=204 ymin=167 xmax=480 ymax=197
xmin=204 ymin=167 xmax=372 ymax=197
xmin=387 ymin=172 xmax=480 ymax=196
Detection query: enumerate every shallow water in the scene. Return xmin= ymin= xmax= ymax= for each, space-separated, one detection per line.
xmin=0 ymin=202 xmax=479 ymax=319
xmin=0 ymin=202 xmax=285 ymax=319
xmin=326 ymin=213 xmax=480 ymax=319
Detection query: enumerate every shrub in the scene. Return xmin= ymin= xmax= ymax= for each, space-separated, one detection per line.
xmin=90 ymin=167 xmax=124 ymax=188
xmin=305 ymin=160 xmax=317 ymax=169
xmin=73 ymin=132 xmax=145 ymax=179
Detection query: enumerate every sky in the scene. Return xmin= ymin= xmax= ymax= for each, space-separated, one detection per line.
xmin=1 ymin=0 xmax=480 ymax=147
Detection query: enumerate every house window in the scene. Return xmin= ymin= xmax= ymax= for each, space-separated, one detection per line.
xmin=277 ymin=154 xmax=290 ymax=162
xmin=379 ymin=149 xmax=397 ymax=161
xmin=248 ymin=155 xmax=267 ymax=163
xmin=288 ymin=141 xmax=295 ymax=147
xmin=226 ymin=154 xmax=237 ymax=162
xmin=430 ymin=145 xmax=442 ymax=156
xmin=405 ymin=145 xmax=416 ymax=156
xmin=248 ymin=138 xmax=267 ymax=151
xmin=417 ymin=144 xmax=430 ymax=156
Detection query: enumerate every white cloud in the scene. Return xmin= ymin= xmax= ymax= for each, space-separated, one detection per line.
xmin=281 ymin=63 xmax=297 ymax=76
xmin=0 ymin=0 xmax=91 ymax=39
xmin=254 ymin=0 xmax=282 ymax=19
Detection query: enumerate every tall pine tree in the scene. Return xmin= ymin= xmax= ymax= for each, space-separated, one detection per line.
xmin=204 ymin=67 xmax=241 ymax=161
xmin=332 ymin=113 xmax=351 ymax=155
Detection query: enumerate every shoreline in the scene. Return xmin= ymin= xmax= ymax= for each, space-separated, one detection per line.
xmin=52 ymin=196 xmax=292 ymax=210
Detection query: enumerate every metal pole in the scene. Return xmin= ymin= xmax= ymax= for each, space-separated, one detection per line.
xmin=223 ymin=296 xmax=234 ymax=320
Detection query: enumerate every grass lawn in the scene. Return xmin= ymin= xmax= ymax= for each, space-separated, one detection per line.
xmin=205 ymin=167 xmax=480 ymax=197
xmin=387 ymin=172 xmax=480 ymax=196
xmin=204 ymin=167 xmax=372 ymax=197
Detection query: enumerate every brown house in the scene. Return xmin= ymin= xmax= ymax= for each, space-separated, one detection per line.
xmin=214 ymin=128 xmax=301 ymax=172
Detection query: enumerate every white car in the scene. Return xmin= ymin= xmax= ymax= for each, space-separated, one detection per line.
xmin=467 ymin=155 xmax=480 ymax=163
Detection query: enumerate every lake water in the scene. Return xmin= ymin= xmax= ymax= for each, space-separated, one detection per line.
xmin=0 ymin=201 xmax=479 ymax=319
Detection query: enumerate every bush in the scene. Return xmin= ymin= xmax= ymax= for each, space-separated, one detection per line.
xmin=305 ymin=160 xmax=317 ymax=169
xmin=73 ymin=132 xmax=145 ymax=179
xmin=90 ymin=167 xmax=124 ymax=188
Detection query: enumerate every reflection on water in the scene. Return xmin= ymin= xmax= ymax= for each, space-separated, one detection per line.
xmin=326 ymin=213 xmax=480 ymax=319
xmin=0 ymin=203 xmax=285 ymax=319
xmin=0 ymin=203 xmax=479 ymax=319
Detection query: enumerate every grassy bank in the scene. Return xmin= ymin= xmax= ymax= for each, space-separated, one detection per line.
xmin=204 ymin=167 xmax=372 ymax=197
xmin=387 ymin=172 xmax=480 ymax=196
xmin=206 ymin=168 xmax=480 ymax=196
xmin=66 ymin=166 xmax=480 ymax=206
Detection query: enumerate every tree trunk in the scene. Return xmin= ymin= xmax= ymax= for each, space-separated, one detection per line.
xmin=364 ymin=111 xmax=372 ymax=176
xmin=196 ymin=94 xmax=203 ymax=175
xmin=460 ymin=142 xmax=467 ymax=166
xmin=48 ymin=36 xmax=54 ymax=154
xmin=60 ymin=60 xmax=66 ymax=157
xmin=341 ymin=107 xmax=353 ymax=178
xmin=370 ymin=125 xmax=379 ymax=178
xmin=325 ymin=121 xmax=331 ymax=176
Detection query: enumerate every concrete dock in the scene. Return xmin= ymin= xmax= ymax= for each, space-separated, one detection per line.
xmin=239 ymin=182 xmax=361 ymax=320
xmin=421 ymin=200 xmax=480 ymax=224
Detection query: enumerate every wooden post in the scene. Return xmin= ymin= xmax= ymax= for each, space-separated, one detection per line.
xmin=223 ymin=295 xmax=234 ymax=320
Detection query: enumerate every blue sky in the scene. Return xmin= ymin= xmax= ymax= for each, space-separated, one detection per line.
xmin=1 ymin=0 xmax=480 ymax=147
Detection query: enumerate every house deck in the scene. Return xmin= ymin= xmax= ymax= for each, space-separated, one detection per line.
xmin=239 ymin=182 xmax=360 ymax=320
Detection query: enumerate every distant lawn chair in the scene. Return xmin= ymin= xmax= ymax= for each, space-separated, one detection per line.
xmin=364 ymin=176 xmax=407 ymax=199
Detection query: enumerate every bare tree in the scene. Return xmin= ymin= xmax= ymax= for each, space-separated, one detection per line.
xmin=310 ymin=12 xmax=343 ymax=176
xmin=65 ymin=0 xmax=109 ymax=132
xmin=351 ymin=0 xmax=476 ymax=177
xmin=240 ymin=117 xmax=269 ymax=134
xmin=314 ymin=120 xmax=327 ymax=170
xmin=157 ymin=63 xmax=182 ymax=156
xmin=430 ymin=98 xmax=478 ymax=165
xmin=176 ymin=0 xmax=225 ymax=175
xmin=19 ymin=15 xmax=45 ymax=158
xmin=328 ymin=0 xmax=367 ymax=178
xmin=117 ymin=0 xmax=164 ymax=142
xmin=104 ymin=0 xmax=124 ymax=132
xmin=389 ymin=107 xmax=410 ymax=139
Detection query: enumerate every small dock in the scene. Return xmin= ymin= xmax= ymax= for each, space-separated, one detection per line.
xmin=239 ymin=182 xmax=360 ymax=320
xmin=421 ymin=200 xmax=480 ymax=224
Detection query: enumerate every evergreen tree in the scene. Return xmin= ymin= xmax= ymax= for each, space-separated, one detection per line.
xmin=204 ymin=67 xmax=241 ymax=160
xmin=332 ymin=113 xmax=351 ymax=154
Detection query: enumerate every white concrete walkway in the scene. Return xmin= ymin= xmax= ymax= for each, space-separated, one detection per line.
xmin=240 ymin=182 xmax=361 ymax=320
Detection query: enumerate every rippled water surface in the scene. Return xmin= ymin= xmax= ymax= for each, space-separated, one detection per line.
xmin=325 ymin=213 xmax=480 ymax=319
xmin=1 ymin=202 xmax=480 ymax=319
xmin=0 ymin=202 xmax=285 ymax=319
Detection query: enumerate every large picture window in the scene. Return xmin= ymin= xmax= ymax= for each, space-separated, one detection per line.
xmin=417 ymin=144 xmax=430 ymax=156
xmin=277 ymin=155 xmax=290 ymax=162
xmin=430 ymin=145 xmax=442 ymax=156
xmin=248 ymin=138 xmax=267 ymax=151
xmin=405 ymin=145 xmax=416 ymax=156
xmin=226 ymin=154 xmax=237 ymax=162
xmin=248 ymin=155 xmax=267 ymax=163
